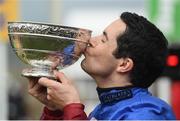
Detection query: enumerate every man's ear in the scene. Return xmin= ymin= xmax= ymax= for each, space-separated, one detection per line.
xmin=116 ymin=58 xmax=134 ymax=73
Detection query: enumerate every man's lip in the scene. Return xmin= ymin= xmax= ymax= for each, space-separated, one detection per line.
xmin=88 ymin=43 xmax=93 ymax=47
xmin=83 ymin=43 xmax=92 ymax=57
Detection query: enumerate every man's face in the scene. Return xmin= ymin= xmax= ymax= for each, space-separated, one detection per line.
xmin=81 ymin=19 xmax=126 ymax=77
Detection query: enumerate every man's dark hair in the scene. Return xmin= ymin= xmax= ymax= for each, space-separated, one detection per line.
xmin=113 ymin=12 xmax=168 ymax=88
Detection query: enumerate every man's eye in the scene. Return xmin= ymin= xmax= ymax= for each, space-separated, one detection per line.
xmin=101 ymin=39 xmax=106 ymax=43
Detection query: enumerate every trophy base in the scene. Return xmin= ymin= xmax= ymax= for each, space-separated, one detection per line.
xmin=22 ymin=68 xmax=56 ymax=79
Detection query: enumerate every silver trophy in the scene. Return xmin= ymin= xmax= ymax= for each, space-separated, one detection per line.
xmin=8 ymin=22 xmax=92 ymax=79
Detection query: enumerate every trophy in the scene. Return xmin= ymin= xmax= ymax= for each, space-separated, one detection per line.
xmin=8 ymin=22 xmax=92 ymax=79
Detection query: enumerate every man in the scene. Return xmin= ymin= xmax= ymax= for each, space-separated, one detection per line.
xmin=28 ymin=12 xmax=176 ymax=120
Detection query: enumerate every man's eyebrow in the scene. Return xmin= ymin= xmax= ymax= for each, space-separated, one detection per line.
xmin=103 ymin=31 xmax=109 ymax=40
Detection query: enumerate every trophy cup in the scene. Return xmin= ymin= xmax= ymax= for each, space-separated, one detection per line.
xmin=8 ymin=22 xmax=92 ymax=79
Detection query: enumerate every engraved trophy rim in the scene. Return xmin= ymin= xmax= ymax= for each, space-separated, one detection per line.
xmin=8 ymin=21 xmax=92 ymax=33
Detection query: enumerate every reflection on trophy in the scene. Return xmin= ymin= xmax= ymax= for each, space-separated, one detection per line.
xmin=8 ymin=22 xmax=92 ymax=79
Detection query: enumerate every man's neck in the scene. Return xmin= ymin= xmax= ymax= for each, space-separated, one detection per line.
xmin=93 ymin=74 xmax=132 ymax=88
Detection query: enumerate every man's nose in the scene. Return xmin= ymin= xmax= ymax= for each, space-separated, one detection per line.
xmin=89 ymin=37 xmax=98 ymax=47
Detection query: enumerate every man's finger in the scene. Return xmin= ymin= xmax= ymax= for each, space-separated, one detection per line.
xmin=54 ymin=71 xmax=71 ymax=84
xmin=38 ymin=77 xmax=59 ymax=88
xmin=27 ymin=77 xmax=39 ymax=89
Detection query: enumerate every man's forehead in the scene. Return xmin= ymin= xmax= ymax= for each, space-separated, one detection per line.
xmin=104 ymin=19 xmax=126 ymax=38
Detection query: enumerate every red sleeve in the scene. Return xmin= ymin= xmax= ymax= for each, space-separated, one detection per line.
xmin=40 ymin=103 xmax=88 ymax=120
xmin=40 ymin=107 xmax=63 ymax=120
xmin=63 ymin=103 xmax=88 ymax=120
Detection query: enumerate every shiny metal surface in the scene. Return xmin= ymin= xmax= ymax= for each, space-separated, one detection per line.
xmin=8 ymin=22 xmax=92 ymax=79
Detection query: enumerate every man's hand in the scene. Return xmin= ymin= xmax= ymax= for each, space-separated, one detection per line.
xmin=38 ymin=71 xmax=81 ymax=110
xmin=28 ymin=77 xmax=58 ymax=111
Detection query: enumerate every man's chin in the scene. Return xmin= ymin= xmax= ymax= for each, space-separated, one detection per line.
xmin=81 ymin=60 xmax=89 ymax=74
xmin=81 ymin=61 xmax=96 ymax=77
xmin=81 ymin=60 xmax=86 ymax=71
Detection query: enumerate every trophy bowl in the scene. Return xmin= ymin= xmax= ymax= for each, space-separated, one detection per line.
xmin=8 ymin=22 xmax=92 ymax=79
